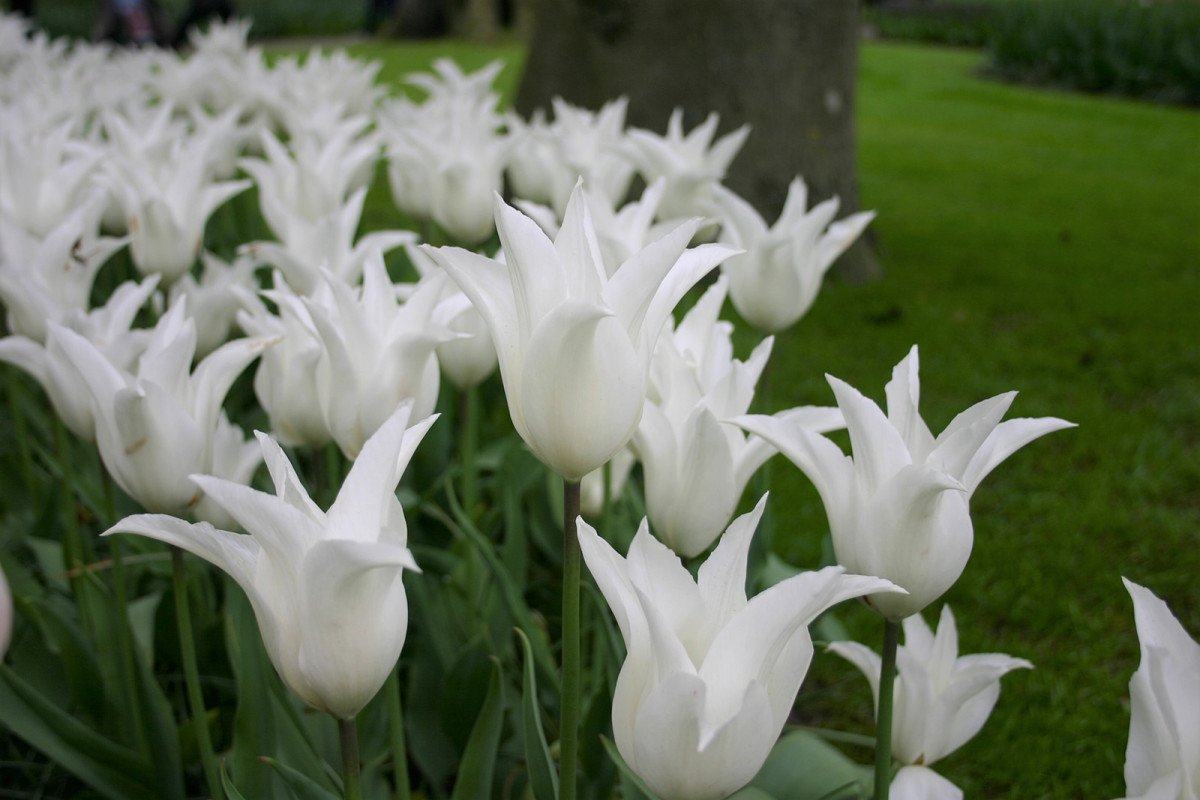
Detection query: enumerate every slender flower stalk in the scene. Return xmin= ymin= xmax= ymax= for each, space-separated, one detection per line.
xmin=385 ymin=670 xmax=411 ymax=800
xmin=339 ymin=716 xmax=363 ymax=800
xmin=460 ymin=386 xmax=479 ymax=517
xmin=561 ymin=479 xmax=583 ymax=800
xmin=875 ymin=620 xmax=900 ymax=800
xmin=171 ymin=547 xmax=223 ymax=800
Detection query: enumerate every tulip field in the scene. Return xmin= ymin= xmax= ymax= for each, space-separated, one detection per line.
xmin=347 ymin=38 xmax=1200 ymax=797
xmin=1 ymin=19 xmax=1198 ymax=800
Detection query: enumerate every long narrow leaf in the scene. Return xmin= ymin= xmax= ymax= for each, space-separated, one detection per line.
xmin=425 ymin=499 xmax=558 ymax=687
xmin=449 ymin=658 xmax=505 ymax=800
xmin=517 ymin=629 xmax=558 ymax=800
xmin=0 ymin=664 xmax=157 ymax=799
xmin=261 ymin=756 xmax=342 ymax=800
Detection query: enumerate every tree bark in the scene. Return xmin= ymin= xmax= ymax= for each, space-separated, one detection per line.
xmin=516 ymin=0 xmax=881 ymax=282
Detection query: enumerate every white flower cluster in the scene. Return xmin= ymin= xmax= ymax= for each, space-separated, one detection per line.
xmin=0 ymin=15 xmax=1094 ymax=799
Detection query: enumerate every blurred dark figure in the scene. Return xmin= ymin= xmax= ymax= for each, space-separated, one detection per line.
xmin=9 ymin=0 xmax=34 ymax=17
xmin=171 ymin=0 xmax=234 ymax=48
xmin=365 ymin=0 xmax=399 ymax=33
xmin=93 ymin=0 xmax=171 ymax=46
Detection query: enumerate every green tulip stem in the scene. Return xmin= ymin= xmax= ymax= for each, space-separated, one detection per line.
xmin=111 ymin=536 xmax=149 ymax=753
xmin=561 ymin=479 xmax=583 ymax=800
xmin=52 ymin=417 xmax=96 ymax=640
xmin=874 ymin=618 xmax=901 ymax=800
xmin=460 ymin=385 xmax=479 ymax=517
xmin=101 ymin=471 xmax=142 ymax=746
xmin=5 ymin=369 xmax=34 ymax=496
xmin=338 ymin=716 xmax=363 ymax=800
xmin=384 ymin=669 xmax=411 ymax=800
xmin=170 ymin=546 xmax=223 ymax=800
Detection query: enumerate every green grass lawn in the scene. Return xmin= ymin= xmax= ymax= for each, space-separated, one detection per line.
xmin=794 ymin=43 xmax=1199 ymax=798
xmin=346 ymin=38 xmax=1200 ymax=798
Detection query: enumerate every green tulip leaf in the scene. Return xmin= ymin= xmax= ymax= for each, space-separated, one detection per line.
xmin=221 ymin=760 xmax=251 ymax=800
xmin=0 ymin=664 xmax=157 ymax=799
xmin=260 ymin=756 xmax=341 ymax=800
xmin=599 ymin=735 xmax=662 ymax=800
xmin=517 ymin=628 xmax=558 ymax=800
xmin=749 ymin=729 xmax=872 ymax=800
xmin=450 ymin=657 xmax=505 ymax=800
xmin=728 ymin=789 xmax=778 ymax=800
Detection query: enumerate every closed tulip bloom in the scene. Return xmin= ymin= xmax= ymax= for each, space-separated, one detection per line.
xmin=1118 ymin=579 xmax=1200 ymax=800
xmin=105 ymin=403 xmax=434 ymax=720
xmin=0 ymin=275 xmax=158 ymax=440
xmin=104 ymin=130 xmax=250 ymax=283
xmin=735 ymin=346 xmax=1074 ymax=620
xmin=236 ymin=275 xmax=333 ymax=448
xmin=637 ymin=277 xmax=842 ymax=557
xmin=580 ymin=495 xmax=902 ymax=800
xmin=424 ymin=183 xmax=737 ymax=480
xmin=0 ymin=197 xmax=126 ymax=342
xmin=55 ymin=297 xmax=275 ymax=514
xmin=829 ymin=605 xmax=1032 ymax=798
xmin=168 ymin=252 xmax=259 ymax=358
xmin=407 ymin=244 xmax=497 ymax=391
xmin=302 ymin=253 xmax=455 ymax=458
xmin=712 ymin=178 xmax=875 ymax=334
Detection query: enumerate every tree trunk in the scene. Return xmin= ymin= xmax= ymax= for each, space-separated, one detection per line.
xmin=516 ymin=0 xmax=881 ymax=282
xmin=452 ymin=0 xmax=499 ymax=40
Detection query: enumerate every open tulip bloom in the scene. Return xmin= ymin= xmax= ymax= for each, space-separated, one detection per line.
xmin=735 ymin=346 xmax=1074 ymax=620
xmin=712 ymin=178 xmax=876 ymax=334
xmin=423 ymin=182 xmax=739 ymax=480
xmin=829 ymin=605 xmax=1033 ymax=799
xmin=579 ymin=495 xmax=902 ymax=800
xmin=1118 ymin=579 xmax=1200 ymax=800
xmin=105 ymin=402 xmax=435 ymax=720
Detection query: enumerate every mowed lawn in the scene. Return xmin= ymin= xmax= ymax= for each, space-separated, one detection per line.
xmin=351 ymin=38 xmax=1199 ymax=798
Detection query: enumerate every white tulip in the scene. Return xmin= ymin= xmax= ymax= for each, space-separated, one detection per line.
xmin=1118 ymin=579 xmax=1200 ymax=800
xmin=104 ymin=128 xmax=250 ymax=282
xmin=712 ymin=178 xmax=875 ymax=333
xmin=424 ymin=183 xmax=737 ymax=480
xmin=303 ymin=253 xmax=455 ymax=458
xmin=580 ymin=496 xmax=902 ymax=800
xmin=236 ymin=275 xmax=333 ymax=449
xmin=0 ymin=275 xmax=158 ymax=440
xmin=736 ymin=346 xmax=1074 ymax=619
xmin=242 ymin=186 xmax=411 ymax=294
xmin=637 ymin=277 xmax=842 ymax=557
xmin=105 ymin=403 xmax=434 ymax=720
xmin=55 ymin=297 xmax=274 ymax=514
xmin=625 ymin=108 xmax=749 ymax=220
xmin=0 ymin=198 xmax=125 ymax=342
xmin=168 ymin=251 xmax=259 ymax=358
xmin=829 ymin=605 xmax=1032 ymax=796
xmin=507 ymin=97 xmax=634 ymax=217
